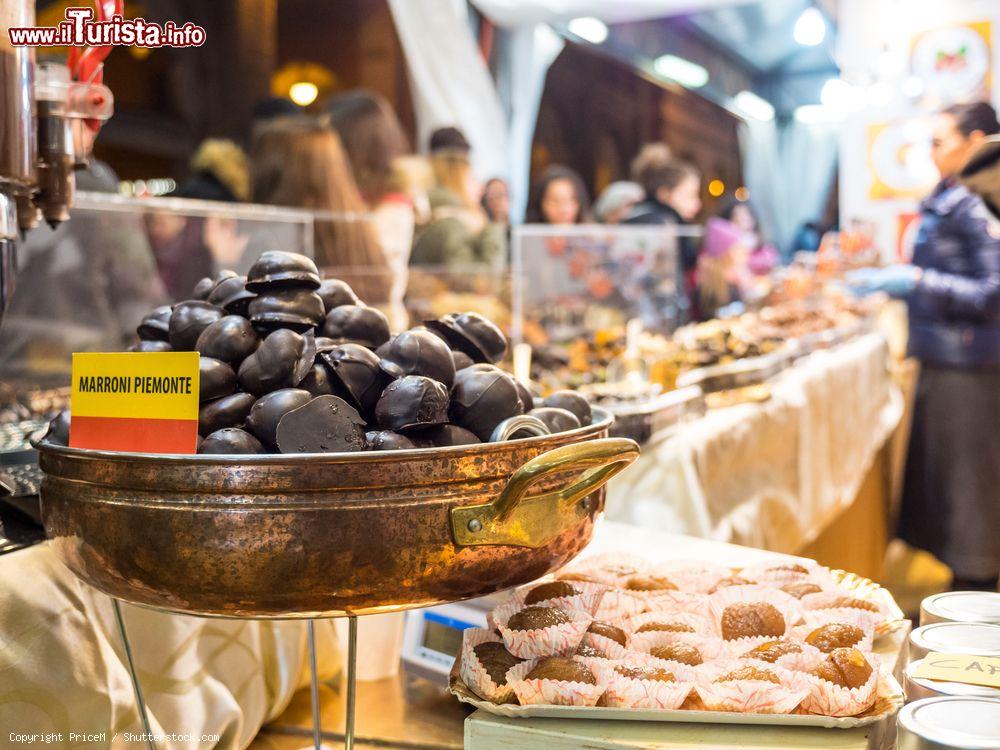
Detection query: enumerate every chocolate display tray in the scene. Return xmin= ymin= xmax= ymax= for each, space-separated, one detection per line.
xmin=449 ymin=666 xmax=903 ymax=729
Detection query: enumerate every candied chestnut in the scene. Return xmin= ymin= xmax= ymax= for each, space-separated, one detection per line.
xmin=200 ymin=427 xmax=265 ymax=454
xmin=244 ymin=388 xmax=312 ymax=448
xmin=709 ymin=576 xmax=755 ymax=593
xmin=275 ymin=395 xmax=367 ymax=454
xmin=781 ymin=582 xmax=824 ymax=599
xmin=299 ymin=361 xmax=336 ymax=397
xmin=635 ymin=621 xmax=695 ymax=634
xmin=321 ymin=305 xmax=390 ymax=349
xmin=426 ymin=312 xmax=507 ymax=364
xmin=195 ymin=315 xmax=260 ymax=365
xmin=129 ymin=340 xmax=172 ymax=353
xmin=615 ymin=665 xmax=675 ymax=683
xmin=473 ymin=642 xmax=522 ymax=686
xmin=649 ymin=642 xmax=703 ymax=666
xmin=716 ymin=666 xmax=781 ymax=684
xmin=449 ymin=365 xmax=525 ymax=441
xmin=743 ymin=640 xmax=803 ymax=663
xmin=524 ymin=581 xmax=578 ymax=605
xmin=525 ymin=657 xmax=595 ymax=684
xmin=237 ymin=329 xmax=316 ymax=396
xmin=825 ymin=596 xmax=880 ymax=613
xmin=169 ymin=301 xmax=225 ymax=351
xmin=321 ymin=343 xmax=390 ymax=419
xmin=378 ymin=329 xmax=456 ymax=387
xmin=506 ymin=606 xmax=571 ymax=631
xmin=542 ymin=390 xmax=592 ymax=427
xmin=43 ymin=410 xmax=71 ymax=446
xmin=137 ymin=305 xmax=172 ymax=341
xmin=588 ymin=622 xmax=627 ymax=647
xmin=720 ymin=603 xmax=786 ymax=641
xmin=625 ymin=575 xmax=677 ymax=592
xmin=810 ymin=648 xmax=872 ymax=689
xmin=366 ymin=430 xmax=418 ymax=451
xmin=198 ymin=392 xmax=255 ymax=436
xmin=317 ymin=278 xmax=360 ymax=312
xmin=199 ymin=357 xmax=237 ymax=402
xmin=375 ymin=375 xmax=450 ymax=432
xmin=805 ymin=623 xmax=865 ymax=653
xmin=529 ymin=407 xmax=580 ymax=434
xmin=421 ymin=424 xmax=481 ymax=447
xmin=248 ymin=288 xmax=325 ymax=331
xmin=245 ymin=250 xmax=321 ymax=291
xmin=207 ymin=275 xmax=256 ymax=316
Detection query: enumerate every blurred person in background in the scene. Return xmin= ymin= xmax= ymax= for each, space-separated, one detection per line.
xmin=848 ymin=101 xmax=1000 ymax=592
xmin=482 ymin=177 xmax=511 ymax=225
xmin=625 ymin=144 xmax=703 ymax=320
xmin=593 ymin=181 xmax=644 ymax=224
xmin=411 ymin=126 xmax=504 ymax=269
xmin=252 ymin=116 xmax=393 ymax=308
xmin=525 ymin=165 xmax=591 ymax=224
xmin=718 ymin=199 xmax=778 ymax=276
xmin=173 ymin=139 xmax=251 ymax=203
xmin=325 ymin=89 xmax=415 ymax=329
xmin=696 ymin=217 xmax=754 ymax=320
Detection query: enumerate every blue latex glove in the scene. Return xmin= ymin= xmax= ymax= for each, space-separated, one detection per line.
xmin=844 ymin=264 xmax=920 ymax=298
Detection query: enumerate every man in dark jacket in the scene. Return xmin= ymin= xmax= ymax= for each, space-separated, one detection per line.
xmin=624 ymin=144 xmax=703 ymax=320
xmin=848 ymin=102 xmax=1000 ymax=591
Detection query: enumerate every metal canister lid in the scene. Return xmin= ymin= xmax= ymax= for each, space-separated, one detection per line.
xmin=905 ymin=659 xmax=1000 ymax=702
xmin=898 ymin=697 xmax=1000 ymax=750
xmin=920 ymin=591 xmax=1000 ymax=626
xmin=908 ymin=622 xmax=1000 ymax=663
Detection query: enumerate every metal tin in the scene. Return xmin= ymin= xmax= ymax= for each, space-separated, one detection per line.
xmin=36 ymin=409 xmax=639 ymax=619
xmin=898 ymin=697 xmax=1000 ymax=750
xmin=921 ymin=591 xmax=1000 ymax=626
xmin=908 ymin=622 xmax=1000 ymax=664
xmin=904 ymin=659 xmax=1000 ymax=702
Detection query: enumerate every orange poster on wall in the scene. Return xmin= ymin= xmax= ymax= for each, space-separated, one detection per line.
xmin=867 ymin=118 xmax=938 ymax=201
xmin=911 ymin=20 xmax=993 ymax=105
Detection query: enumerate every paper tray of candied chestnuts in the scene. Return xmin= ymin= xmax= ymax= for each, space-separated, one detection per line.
xmin=449 ymin=554 xmax=905 ymax=728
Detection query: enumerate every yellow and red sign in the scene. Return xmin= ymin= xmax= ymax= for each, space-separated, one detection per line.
xmin=70 ymin=352 xmax=200 ymax=453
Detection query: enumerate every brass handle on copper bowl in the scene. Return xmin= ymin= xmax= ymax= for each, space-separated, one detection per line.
xmin=451 ymin=438 xmax=639 ymax=549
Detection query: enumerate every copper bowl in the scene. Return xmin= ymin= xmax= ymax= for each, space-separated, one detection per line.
xmin=36 ymin=409 xmax=638 ymax=618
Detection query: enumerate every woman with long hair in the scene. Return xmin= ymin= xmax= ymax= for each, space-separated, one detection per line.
xmin=526 ymin=165 xmax=592 ymax=224
xmin=251 ymin=116 xmax=393 ymax=308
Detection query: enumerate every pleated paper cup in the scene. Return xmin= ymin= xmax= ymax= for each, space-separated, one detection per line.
xmin=459 ymin=627 xmax=522 ymax=703
xmin=505 ymin=579 xmax=608 ymax=617
xmin=507 ymin=658 xmax=607 ymax=707
xmin=598 ymin=655 xmax=696 ymax=710
xmin=799 ymin=607 xmax=878 ymax=641
xmin=493 ymin=602 xmax=593 ymax=659
xmin=622 ymin=611 xmax=714 ymax=639
xmin=566 ymin=552 xmax=651 ymax=583
xmin=740 ymin=560 xmax=833 ymax=587
xmin=729 ymin=638 xmax=826 ymax=673
xmin=594 ymin=589 xmax=648 ymax=620
xmin=628 ymin=629 xmax=728 ymax=664
xmin=801 ymin=591 xmax=888 ymax=622
xmin=641 ymin=590 xmax=710 ymax=616
xmin=695 ymin=658 xmax=810 ymax=714
xmin=648 ymin=561 xmax=734 ymax=594
xmin=579 ymin=631 xmax=630 ymax=659
xmin=801 ymin=651 xmax=880 ymax=717
xmin=708 ymin=585 xmax=805 ymax=639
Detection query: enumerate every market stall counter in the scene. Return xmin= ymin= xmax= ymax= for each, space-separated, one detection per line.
xmin=603 ymin=333 xmax=903 ymax=576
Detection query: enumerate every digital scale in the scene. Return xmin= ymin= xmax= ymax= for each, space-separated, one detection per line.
xmin=401 ymin=594 xmax=503 ymax=686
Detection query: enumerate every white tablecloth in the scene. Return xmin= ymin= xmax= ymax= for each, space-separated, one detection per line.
xmin=604 ymin=334 xmax=903 ymax=553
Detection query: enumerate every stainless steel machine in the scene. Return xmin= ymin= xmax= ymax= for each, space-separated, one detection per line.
xmin=0 ymin=0 xmax=116 ymax=323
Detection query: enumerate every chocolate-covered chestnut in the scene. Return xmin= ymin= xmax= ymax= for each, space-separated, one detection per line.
xmin=374 ymin=375 xmax=450 ymax=432
xmin=426 ymin=312 xmax=507 ymax=364
xmin=422 ymin=424 xmax=481 ymax=447
xmin=43 ymin=410 xmax=71 ymax=446
xmin=366 ymin=430 xmax=418 ymax=451
xmin=200 ymin=427 xmax=265 ymax=454
xmin=299 ymin=361 xmax=336 ymax=397
xmin=237 ymin=329 xmax=316 ymax=396
xmin=529 ymin=407 xmax=580 ymax=434
xmin=276 ymin=395 xmax=367 ymax=453
xmin=207 ymin=275 xmax=256 ymax=316
xmin=449 ymin=365 xmax=525 ymax=441
xmin=248 ymin=288 xmax=325 ymax=331
xmin=542 ymin=390 xmax=592 ymax=427
xmin=245 ymin=250 xmax=321 ymax=292
xmin=514 ymin=378 xmax=535 ymax=411
xmin=317 ymin=278 xmax=360 ymax=312
xmin=451 ymin=350 xmax=475 ymax=371
xmin=199 ymin=357 xmax=237 ymax=402
xmin=169 ymin=301 xmax=225 ymax=351
xmin=378 ymin=329 xmax=456 ymax=387
xmin=245 ymin=388 xmax=312 ymax=447
xmin=320 ymin=343 xmax=390 ymax=418
xmin=198 ymin=392 xmax=255 ymax=436
xmin=321 ymin=305 xmax=390 ymax=349
xmin=314 ymin=336 xmax=338 ymax=353
xmin=193 ymin=270 xmax=238 ymax=300
xmin=128 ymin=340 xmax=173 ymax=353
xmin=137 ymin=305 xmax=172 ymax=341
xmin=195 ymin=316 xmax=260 ymax=365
